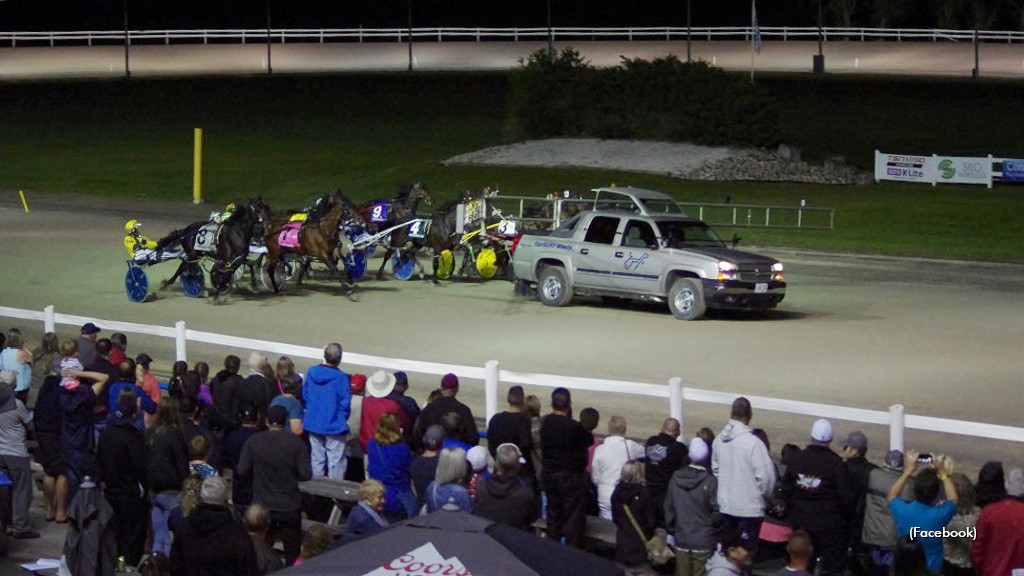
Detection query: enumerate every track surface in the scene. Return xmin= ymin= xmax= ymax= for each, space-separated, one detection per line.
xmin=1 ymin=192 xmax=1022 ymax=475
xmin=3 ymin=40 xmax=1024 ymax=79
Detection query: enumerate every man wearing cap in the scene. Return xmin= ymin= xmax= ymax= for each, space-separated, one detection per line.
xmin=412 ymin=373 xmax=479 ymax=447
xmin=169 ymin=476 xmax=258 ymax=576
xmin=105 ymin=359 xmax=157 ymax=431
xmin=359 ymin=370 xmax=410 ymax=452
xmin=238 ymin=405 xmax=312 ymax=565
xmin=302 ymin=343 xmax=352 ymax=480
xmin=76 ymin=322 xmax=101 ymax=368
xmin=474 ymin=443 xmax=537 ymax=530
xmin=862 ymin=450 xmax=913 ymax=575
xmin=410 ymin=425 xmax=445 ymax=508
xmin=781 ymin=419 xmax=856 ymax=576
xmin=386 ymin=371 xmax=421 ymax=439
xmin=840 ymin=431 xmax=877 ymax=575
xmin=705 ymin=527 xmax=754 ymax=576
xmin=0 ymin=371 xmax=38 ymax=539
xmin=486 ymin=386 xmax=535 ymax=482
xmin=97 ymin=393 xmax=149 ymax=566
xmin=666 ymin=437 xmax=719 ymax=576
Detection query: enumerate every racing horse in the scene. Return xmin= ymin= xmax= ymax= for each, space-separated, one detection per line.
xmin=153 ymin=197 xmax=272 ymax=300
xmin=263 ymin=189 xmax=363 ymax=300
xmin=357 ymin=182 xmax=433 ymax=280
xmin=417 ymin=187 xmax=493 ymax=285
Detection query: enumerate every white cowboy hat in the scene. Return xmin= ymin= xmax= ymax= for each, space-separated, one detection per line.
xmin=367 ymin=370 xmax=396 ymax=399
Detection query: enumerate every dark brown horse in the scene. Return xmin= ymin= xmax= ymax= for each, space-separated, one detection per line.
xmin=418 ymin=187 xmax=493 ymax=284
xmin=263 ymin=190 xmax=363 ymax=300
xmin=356 ymin=182 xmax=433 ymax=280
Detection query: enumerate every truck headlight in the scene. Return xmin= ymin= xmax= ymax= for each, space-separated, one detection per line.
xmin=771 ymin=262 xmax=784 ymax=282
xmin=771 ymin=262 xmax=784 ymax=272
xmin=717 ymin=261 xmax=739 ymax=281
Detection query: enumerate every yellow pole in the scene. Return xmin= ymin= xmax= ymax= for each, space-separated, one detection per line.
xmin=192 ymin=128 xmax=203 ymax=204
xmin=18 ymin=190 xmax=29 ymax=213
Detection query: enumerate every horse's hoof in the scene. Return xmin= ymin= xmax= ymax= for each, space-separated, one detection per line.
xmin=375 ymin=273 xmax=387 ymax=281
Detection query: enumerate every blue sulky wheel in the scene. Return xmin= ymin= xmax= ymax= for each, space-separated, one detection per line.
xmin=180 ymin=263 xmax=206 ymax=298
xmin=392 ymin=253 xmax=415 ymax=281
xmin=125 ymin=264 xmax=149 ymax=303
xmin=344 ymin=250 xmax=367 ymax=282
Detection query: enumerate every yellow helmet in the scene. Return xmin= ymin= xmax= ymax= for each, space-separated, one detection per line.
xmin=225 ymin=203 xmax=236 ymax=212
xmin=124 ymin=219 xmax=140 ymax=232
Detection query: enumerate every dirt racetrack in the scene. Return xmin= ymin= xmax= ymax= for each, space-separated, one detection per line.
xmin=1 ymin=191 xmax=1022 ymax=475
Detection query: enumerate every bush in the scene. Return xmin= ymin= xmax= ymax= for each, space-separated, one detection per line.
xmin=509 ymin=50 xmax=780 ymax=147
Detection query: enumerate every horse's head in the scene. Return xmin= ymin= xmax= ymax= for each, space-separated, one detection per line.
xmin=329 ymin=189 xmax=365 ymax=228
xmin=409 ymin=182 xmax=433 ymax=206
xmin=247 ymin=196 xmax=274 ymax=238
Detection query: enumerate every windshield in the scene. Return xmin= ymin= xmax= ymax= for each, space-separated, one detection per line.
xmin=550 ymin=213 xmax=584 ymax=238
xmin=640 ymin=198 xmax=683 ymax=214
xmin=655 ymin=220 xmax=726 ymax=248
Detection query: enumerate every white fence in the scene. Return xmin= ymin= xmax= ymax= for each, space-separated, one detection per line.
xmin=4 ymin=304 xmax=1024 ymax=450
xmin=1 ymin=26 xmax=1023 ymax=48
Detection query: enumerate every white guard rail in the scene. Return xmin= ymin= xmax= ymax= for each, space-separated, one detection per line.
xmin=1 ymin=26 xmax=1023 ymax=47
xmin=4 ymin=304 xmax=1024 ymax=451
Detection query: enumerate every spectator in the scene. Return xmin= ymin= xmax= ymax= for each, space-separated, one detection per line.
xmin=225 ymin=404 xmax=261 ymax=514
xmin=108 ymin=332 xmax=128 ymax=366
xmin=540 ymin=387 xmax=593 ymax=548
xmin=1005 ymin=467 xmax=1024 ymax=500
xmin=170 ymin=474 xmax=204 ymax=536
xmin=887 ymin=450 xmax=958 ymax=573
xmin=666 ymin=437 xmax=719 ymax=576
xmin=344 ymin=479 xmax=390 ymax=538
xmin=711 ymin=397 xmax=776 ymax=558
xmin=209 ymin=355 xmax=244 ymax=432
xmin=188 ymin=435 xmax=217 ymax=479
xmin=474 ymin=443 xmax=537 ymax=530
xmin=0 ymin=330 xmax=32 ymax=405
xmin=644 ymin=417 xmax=687 ymax=528
xmin=706 ymin=528 xmax=754 ymax=576
xmin=466 ymin=446 xmax=490 ymax=500
xmin=410 ymin=425 xmax=444 ymax=509
xmin=169 ymin=476 xmax=258 ymax=576
xmin=107 ymin=358 xmax=157 ymax=430
xmin=698 ymin=427 xmax=716 ymax=462
xmin=167 ymin=360 xmax=189 ymax=400
xmin=486 ymin=386 xmax=534 ymax=479
xmin=413 ymin=373 xmax=479 ymax=447
xmin=269 ymin=374 xmax=304 ymax=435
xmin=425 ymin=447 xmax=472 ymax=513
xmin=782 ymin=419 xmax=855 ymax=576
xmin=862 ymin=450 xmax=913 ymax=576
xmin=135 ymin=352 xmax=161 ymax=405
xmin=773 ymin=530 xmax=815 ymax=576
xmin=237 ymin=405 xmax=312 ymax=565
xmin=294 ymin=524 xmax=333 ymax=567
xmin=97 ymin=393 xmax=149 ymax=566
xmin=240 ymin=352 xmax=271 ymax=428
xmin=302 ymin=343 xmax=352 ymax=480
xmin=29 ymin=331 xmax=60 ymax=409
xmin=360 ymin=371 xmax=411 ymax=452
xmin=440 ymin=412 xmax=472 ymax=453
xmin=610 ymin=460 xmax=655 ymax=575
xmin=195 ymin=361 xmax=214 ymax=407
xmin=580 ymin=407 xmax=602 ymax=476
xmin=893 ymin=536 xmax=929 ymax=576
xmin=524 ymin=394 xmax=543 ymax=483
xmin=60 ymin=366 xmax=111 ymax=499
xmin=245 ymin=504 xmax=284 ymax=576
xmin=387 ymin=371 xmax=421 ymax=440
xmin=178 ymin=393 xmax=208 ymax=445
xmin=34 ymin=374 xmax=67 ymax=523
xmin=59 ymin=339 xmax=83 ymax=389
xmin=76 ymin=322 xmax=101 ymax=367
xmin=0 ymin=372 xmax=37 ymax=539
xmin=840 ymin=430 xmax=877 ymax=576
xmin=943 ymin=473 xmax=978 ymax=576
xmin=592 ymin=415 xmax=644 ymax=519
xmin=146 ymin=397 xmax=190 ymax=557
xmin=366 ymin=413 xmax=417 ymax=521
xmin=970 ymin=461 xmax=1024 ymax=576
xmin=274 ymin=356 xmax=298 ymax=397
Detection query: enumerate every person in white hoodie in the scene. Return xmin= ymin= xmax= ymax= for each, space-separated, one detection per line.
xmin=591 ymin=415 xmax=645 ymax=519
xmin=711 ymin=397 xmax=777 ymax=557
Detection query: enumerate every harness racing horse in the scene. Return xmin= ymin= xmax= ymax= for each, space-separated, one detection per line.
xmin=357 ymin=182 xmax=434 ymax=280
xmin=263 ymin=189 xmax=363 ymax=300
xmin=153 ymin=197 xmax=272 ymax=300
xmin=418 ymin=188 xmax=492 ymax=285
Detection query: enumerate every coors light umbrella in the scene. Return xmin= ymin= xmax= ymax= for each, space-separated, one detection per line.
xmin=281 ymin=510 xmax=625 ymax=576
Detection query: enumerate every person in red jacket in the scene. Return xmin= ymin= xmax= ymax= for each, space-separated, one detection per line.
xmin=359 ymin=371 xmax=410 ymax=452
xmin=970 ymin=461 xmax=1024 ymax=576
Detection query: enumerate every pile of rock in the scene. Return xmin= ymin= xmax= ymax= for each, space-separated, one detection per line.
xmin=685 ymin=145 xmax=874 ymax=185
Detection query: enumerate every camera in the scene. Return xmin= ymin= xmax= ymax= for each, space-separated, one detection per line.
xmin=917 ymin=453 xmax=934 ymax=465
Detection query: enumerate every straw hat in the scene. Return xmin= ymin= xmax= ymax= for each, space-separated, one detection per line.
xmin=366 ymin=370 xmax=397 ymax=399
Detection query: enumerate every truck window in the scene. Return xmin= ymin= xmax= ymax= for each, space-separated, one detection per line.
xmin=583 ymin=216 xmax=620 ymax=245
xmin=621 ymin=220 xmax=657 ymax=248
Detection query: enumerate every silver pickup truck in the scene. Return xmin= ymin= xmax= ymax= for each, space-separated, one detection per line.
xmin=510 ymin=210 xmax=786 ymax=320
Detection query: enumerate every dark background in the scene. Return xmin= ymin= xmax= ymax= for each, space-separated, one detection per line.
xmin=0 ymin=0 xmax=1019 ymax=33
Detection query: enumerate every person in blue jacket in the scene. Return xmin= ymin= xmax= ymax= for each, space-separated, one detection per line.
xmin=302 ymin=343 xmax=352 ymax=480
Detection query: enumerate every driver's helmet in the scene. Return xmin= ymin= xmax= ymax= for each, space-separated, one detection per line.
xmin=224 ymin=202 xmax=236 ymax=213
xmin=124 ymin=219 xmax=141 ymax=233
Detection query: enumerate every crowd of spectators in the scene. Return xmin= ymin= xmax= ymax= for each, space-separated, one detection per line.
xmin=1 ymin=324 xmax=1024 ymax=576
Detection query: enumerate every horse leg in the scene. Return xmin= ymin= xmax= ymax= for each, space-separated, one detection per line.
xmin=327 ymin=256 xmax=357 ymax=302
xmin=431 ymin=253 xmax=440 ymax=285
xmin=162 ymin=261 xmax=185 ymax=289
xmin=376 ymin=246 xmax=394 ymax=281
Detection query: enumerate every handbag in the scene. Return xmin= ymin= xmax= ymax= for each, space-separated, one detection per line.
xmin=623 ymin=503 xmax=674 ymax=566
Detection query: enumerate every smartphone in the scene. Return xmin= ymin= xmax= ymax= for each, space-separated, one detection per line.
xmin=917 ymin=453 xmax=934 ymax=464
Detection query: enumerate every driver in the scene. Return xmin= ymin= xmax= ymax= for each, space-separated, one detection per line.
xmin=209 ymin=202 xmax=236 ymax=224
xmin=123 ymin=220 xmax=157 ymax=256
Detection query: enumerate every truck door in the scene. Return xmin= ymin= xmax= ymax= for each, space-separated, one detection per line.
xmin=616 ymin=219 xmax=664 ymax=295
xmin=574 ymin=215 xmax=623 ymax=289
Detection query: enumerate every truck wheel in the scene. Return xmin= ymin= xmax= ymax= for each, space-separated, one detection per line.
xmin=668 ymin=277 xmax=706 ymax=320
xmin=537 ymin=266 xmax=572 ymax=307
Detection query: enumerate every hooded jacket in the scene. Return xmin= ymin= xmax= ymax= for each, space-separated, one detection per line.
xmin=0 ymin=383 xmax=31 ymax=457
xmin=169 ymin=504 xmax=258 ymax=576
xmin=711 ymin=420 xmax=776 ymax=517
xmin=706 ymin=551 xmax=745 ymax=576
xmin=301 ymin=364 xmax=351 ymax=436
xmin=862 ymin=466 xmax=912 ymax=547
xmin=97 ymin=412 xmax=147 ymax=498
xmin=782 ymin=444 xmax=855 ymax=530
xmin=665 ymin=465 xmax=720 ymax=550
xmin=473 ymin=473 xmax=537 ymax=530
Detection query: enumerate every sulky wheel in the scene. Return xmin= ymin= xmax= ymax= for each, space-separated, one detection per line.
xmin=436 ymin=249 xmax=455 ymax=280
xmin=180 ymin=263 xmax=206 ymax=298
xmin=344 ymin=250 xmax=367 ymax=282
xmin=391 ymin=253 xmax=416 ymax=281
xmin=125 ymin=264 xmax=149 ymax=303
xmin=475 ymin=247 xmax=499 ymax=280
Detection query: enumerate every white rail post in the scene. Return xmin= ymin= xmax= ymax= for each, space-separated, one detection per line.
xmin=669 ymin=377 xmax=685 ymax=439
xmin=484 ymin=360 xmax=500 ymax=425
xmin=44 ymin=305 xmax=55 ymax=334
xmin=889 ymin=404 xmax=905 ymax=452
xmin=175 ymin=321 xmax=187 ymax=362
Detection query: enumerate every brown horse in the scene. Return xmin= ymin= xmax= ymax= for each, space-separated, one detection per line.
xmin=263 ymin=190 xmax=363 ymax=300
xmin=356 ymin=182 xmax=433 ymax=280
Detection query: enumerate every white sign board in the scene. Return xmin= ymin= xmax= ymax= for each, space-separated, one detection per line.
xmin=874 ymin=152 xmax=935 ymax=184
xmin=934 ymin=156 xmax=992 ymax=186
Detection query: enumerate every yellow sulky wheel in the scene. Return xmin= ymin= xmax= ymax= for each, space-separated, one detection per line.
xmin=436 ymin=250 xmax=455 ymax=280
xmin=475 ymin=248 xmax=498 ymax=280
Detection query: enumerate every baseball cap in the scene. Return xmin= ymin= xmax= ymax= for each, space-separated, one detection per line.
xmin=423 ymin=425 xmax=445 ymax=450
xmin=840 ymin=431 xmax=868 ymax=451
xmin=349 ymin=373 xmax=367 ymax=396
xmin=81 ymin=322 xmax=101 ymax=335
xmin=135 ymin=353 xmax=153 ymax=368
xmin=467 ymin=446 xmax=488 ymax=472
xmin=885 ymin=449 xmax=905 ymax=471
xmin=267 ymin=405 xmax=289 ymax=427
xmin=721 ymin=526 xmax=755 ymax=551
xmin=441 ymin=373 xmax=459 ymax=390
xmin=811 ymin=419 xmax=833 ymax=443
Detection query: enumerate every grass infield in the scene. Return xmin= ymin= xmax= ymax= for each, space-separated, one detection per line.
xmin=0 ymin=72 xmax=1022 ymax=262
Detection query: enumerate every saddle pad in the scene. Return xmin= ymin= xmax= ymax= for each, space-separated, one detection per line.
xmin=193 ymin=223 xmax=219 ymax=253
xmin=408 ymin=219 xmax=429 ymax=239
xmin=370 ymin=201 xmax=390 ymax=223
xmin=278 ymin=221 xmax=302 ymax=249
